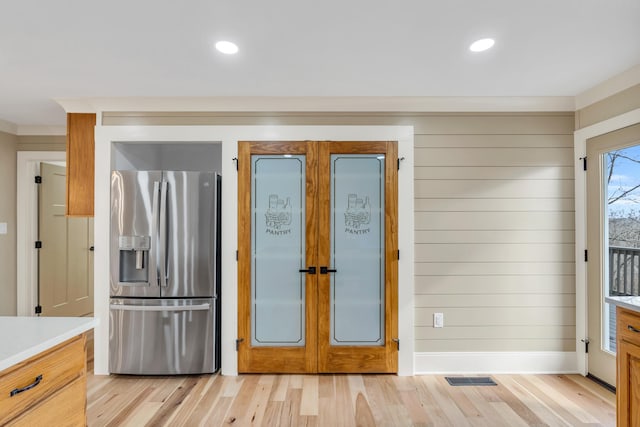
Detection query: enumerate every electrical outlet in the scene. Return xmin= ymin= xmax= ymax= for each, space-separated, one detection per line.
xmin=434 ymin=312 xmax=444 ymax=328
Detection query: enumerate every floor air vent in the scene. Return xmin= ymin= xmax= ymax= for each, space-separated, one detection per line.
xmin=445 ymin=377 xmax=497 ymax=386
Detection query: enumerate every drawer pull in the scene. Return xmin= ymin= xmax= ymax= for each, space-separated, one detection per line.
xmin=628 ymin=325 xmax=640 ymax=334
xmin=10 ymin=374 xmax=43 ymax=397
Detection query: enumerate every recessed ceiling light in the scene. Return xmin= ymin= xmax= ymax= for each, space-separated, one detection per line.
xmin=215 ymin=41 xmax=239 ymax=55
xmin=469 ymin=38 xmax=495 ymax=52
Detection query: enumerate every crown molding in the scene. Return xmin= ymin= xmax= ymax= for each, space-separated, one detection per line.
xmin=56 ymin=96 xmax=575 ymax=114
xmin=16 ymin=125 xmax=66 ymax=136
xmin=575 ymin=63 xmax=640 ymax=110
xmin=0 ymin=119 xmax=65 ymax=136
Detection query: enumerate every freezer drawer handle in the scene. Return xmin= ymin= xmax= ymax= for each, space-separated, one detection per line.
xmin=110 ymin=303 xmax=210 ymax=312
xmin=117 ymin=281 xmax=150 ymax=287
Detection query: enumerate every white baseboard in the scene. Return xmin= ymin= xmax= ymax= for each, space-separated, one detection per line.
xmin=414 ymin=351 xmax=578 ymax=375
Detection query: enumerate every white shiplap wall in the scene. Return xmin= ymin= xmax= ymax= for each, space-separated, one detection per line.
xmin=413 ymin=115 xmax=576 ymax=352
xmin=102 ymin=111 xmax=576 ymax=357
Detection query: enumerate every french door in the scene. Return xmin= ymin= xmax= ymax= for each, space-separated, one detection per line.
xmin=586 ymin=123 xmax=640 ymax=386
xmin=238 ymin=141 xmax=398 ymax=373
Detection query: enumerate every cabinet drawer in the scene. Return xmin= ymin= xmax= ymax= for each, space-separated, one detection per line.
xmin=617 ymin=307 xmax=640 ymax=345
xmin=0 ymin=335 xmax=85 ymax=425
xmin=6 ymin=377 xmax=86 ymax=427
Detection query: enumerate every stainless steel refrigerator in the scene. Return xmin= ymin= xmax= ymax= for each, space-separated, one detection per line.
xmin=109 ymin=170 xmax=221 ymax=375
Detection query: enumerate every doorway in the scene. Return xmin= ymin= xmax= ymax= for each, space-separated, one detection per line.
xmin=586 ymin=122 xmax=640 ymax=386
xmin=237 ymin=141 xmax=398 ymax=373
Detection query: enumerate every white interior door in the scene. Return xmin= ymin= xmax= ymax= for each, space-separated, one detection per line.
xmin=39 ymin=162 xmax=93 ymax=317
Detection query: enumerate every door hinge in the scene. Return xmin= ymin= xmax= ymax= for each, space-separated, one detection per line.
xmin=236 ymin=250 xmax=238 ymax=261
xmin=34 ymin=305 xmax=42 ymax=315
xmin=232 ymin=157 xmax=238 ymax=171
xmin=34 ymin=175 xmax=42 ymax=184
xmin=392 ymin=338 xmax=400 ymax=351
xmin=584 ymin=249 xmax=588 ymax=262
xmin=397 ymin=157 xmax=405 ymax=171
xmin=397 ymin=250 xmax=400 ymax=260
xmin=235 ymin=338 xmax=244 ymax=351
xmin=581 ymin=338 xmax=590 ymax=353
xmin=35 ymin=241 xmax=42 ymax=249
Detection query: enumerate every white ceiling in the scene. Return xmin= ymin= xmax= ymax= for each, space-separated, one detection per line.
xmin=1 ymin=0 xmax=639 ymax=129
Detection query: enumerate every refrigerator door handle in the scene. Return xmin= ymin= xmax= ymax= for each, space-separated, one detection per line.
xmin=149 ymin=181 xmax=160 ymax=287
xmin=110 ymin=303 xmax=211 ymax=312
xmin=159 ymin=180 xmax=168 ymax=287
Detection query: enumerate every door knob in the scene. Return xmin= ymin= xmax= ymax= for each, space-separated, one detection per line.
xmin=299 ymin=267 xmax=316 ymax=274
xmin=320 ymin=267 xmax=337 ymax=274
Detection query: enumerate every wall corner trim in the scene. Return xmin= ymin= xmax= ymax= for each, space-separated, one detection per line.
xmin=414 ymin=351 xmax=578 ymax=375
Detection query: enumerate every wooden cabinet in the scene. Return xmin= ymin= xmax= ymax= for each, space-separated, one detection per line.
xmin=617 ymin=307 xmax=640 ymax=427
xmin=66 ymin=113 xmax=96 ymax=217
xmin=0 ymin=333 xmax=87 ymax=426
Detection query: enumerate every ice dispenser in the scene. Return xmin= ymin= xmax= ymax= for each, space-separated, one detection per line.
xmin=118 ymin=235 xmax=151 ymax=284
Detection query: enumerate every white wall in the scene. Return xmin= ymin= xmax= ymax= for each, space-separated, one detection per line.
xmin=411 ymin=115 xmax=578 ymax=374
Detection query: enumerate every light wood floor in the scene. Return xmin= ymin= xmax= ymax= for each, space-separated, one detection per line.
xmin=86 ymin=370 xmax=616 ymax=426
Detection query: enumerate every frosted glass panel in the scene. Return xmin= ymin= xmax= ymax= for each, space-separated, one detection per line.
xmin=330 ymin=155 xmax=385 ymax=346
xmin=251 ymin=155 xmax=306 ymax=346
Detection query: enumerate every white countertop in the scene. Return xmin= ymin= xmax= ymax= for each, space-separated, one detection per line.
xmin=605 ymin=296 xmax=640 ymax=314
xmin=0 ymin=316 xmax=98 ymax=372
